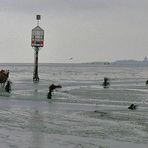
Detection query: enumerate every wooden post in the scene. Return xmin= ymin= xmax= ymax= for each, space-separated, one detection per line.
xmin=33 ymin=47 xmax=39 ymax=81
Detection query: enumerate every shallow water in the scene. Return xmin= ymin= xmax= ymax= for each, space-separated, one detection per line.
xmin=0 ymin=63 xmax=148 ymax=148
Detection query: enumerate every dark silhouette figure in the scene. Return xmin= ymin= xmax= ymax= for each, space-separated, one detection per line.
xmin=47 ymin=84 xmax=62 ymax=99
xmin=146 ymin=80 xmax=148 ymax=85
xmin=102 ymin=77 xmax=110 ymax=88
xmin=5 ymin=80 xmax=12 ymax=93
xmin=0 ymin=69 xmax=9 ymax=86
xmin=128 ymin=104 xmax=137 ymax=110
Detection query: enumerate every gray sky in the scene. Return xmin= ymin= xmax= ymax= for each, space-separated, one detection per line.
xmin=0 ymin=0 xmax=148 ymax=63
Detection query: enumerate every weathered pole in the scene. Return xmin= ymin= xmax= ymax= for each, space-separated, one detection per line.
xmin=33 ymin=47 xmax=39 ymax=81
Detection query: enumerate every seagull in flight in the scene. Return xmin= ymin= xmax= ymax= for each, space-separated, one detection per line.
xmin=69 ymin=57 xmax=73 ymax=60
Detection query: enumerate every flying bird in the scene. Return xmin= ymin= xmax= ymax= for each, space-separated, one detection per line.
xmin=69 ymin=57 xmax=73 ymax=60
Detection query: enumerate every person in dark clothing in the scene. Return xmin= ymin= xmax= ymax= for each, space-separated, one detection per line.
xmin=128 ymin=104 xmax=137 ymax=110
xmin=5 ymin=80 xmax=12 ymax=93
xmin=47 ymin=84 xmax=62 ymax=99
xmin=146 ymin=80 xmax=148 ymax=85
xmin=102 ymin=77 xmax=110 ymax=88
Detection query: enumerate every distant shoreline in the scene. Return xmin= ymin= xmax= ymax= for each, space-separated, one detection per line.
xmin=1 ymin=59 xmax=148 ymax=65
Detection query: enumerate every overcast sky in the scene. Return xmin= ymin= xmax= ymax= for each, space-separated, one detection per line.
xmin=0 ymin=0 xmax=148 ymax=63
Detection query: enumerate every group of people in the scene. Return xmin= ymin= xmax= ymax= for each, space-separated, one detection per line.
xmin=102 ymin=77 xmax=148 ymax=110
xmin=47 ymin=82 xmax=137 ymax=110
xmin=47 ymin=77 xmax=110 ymax=100
xmin=0 ymin=69 xmax=142 ymax=111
